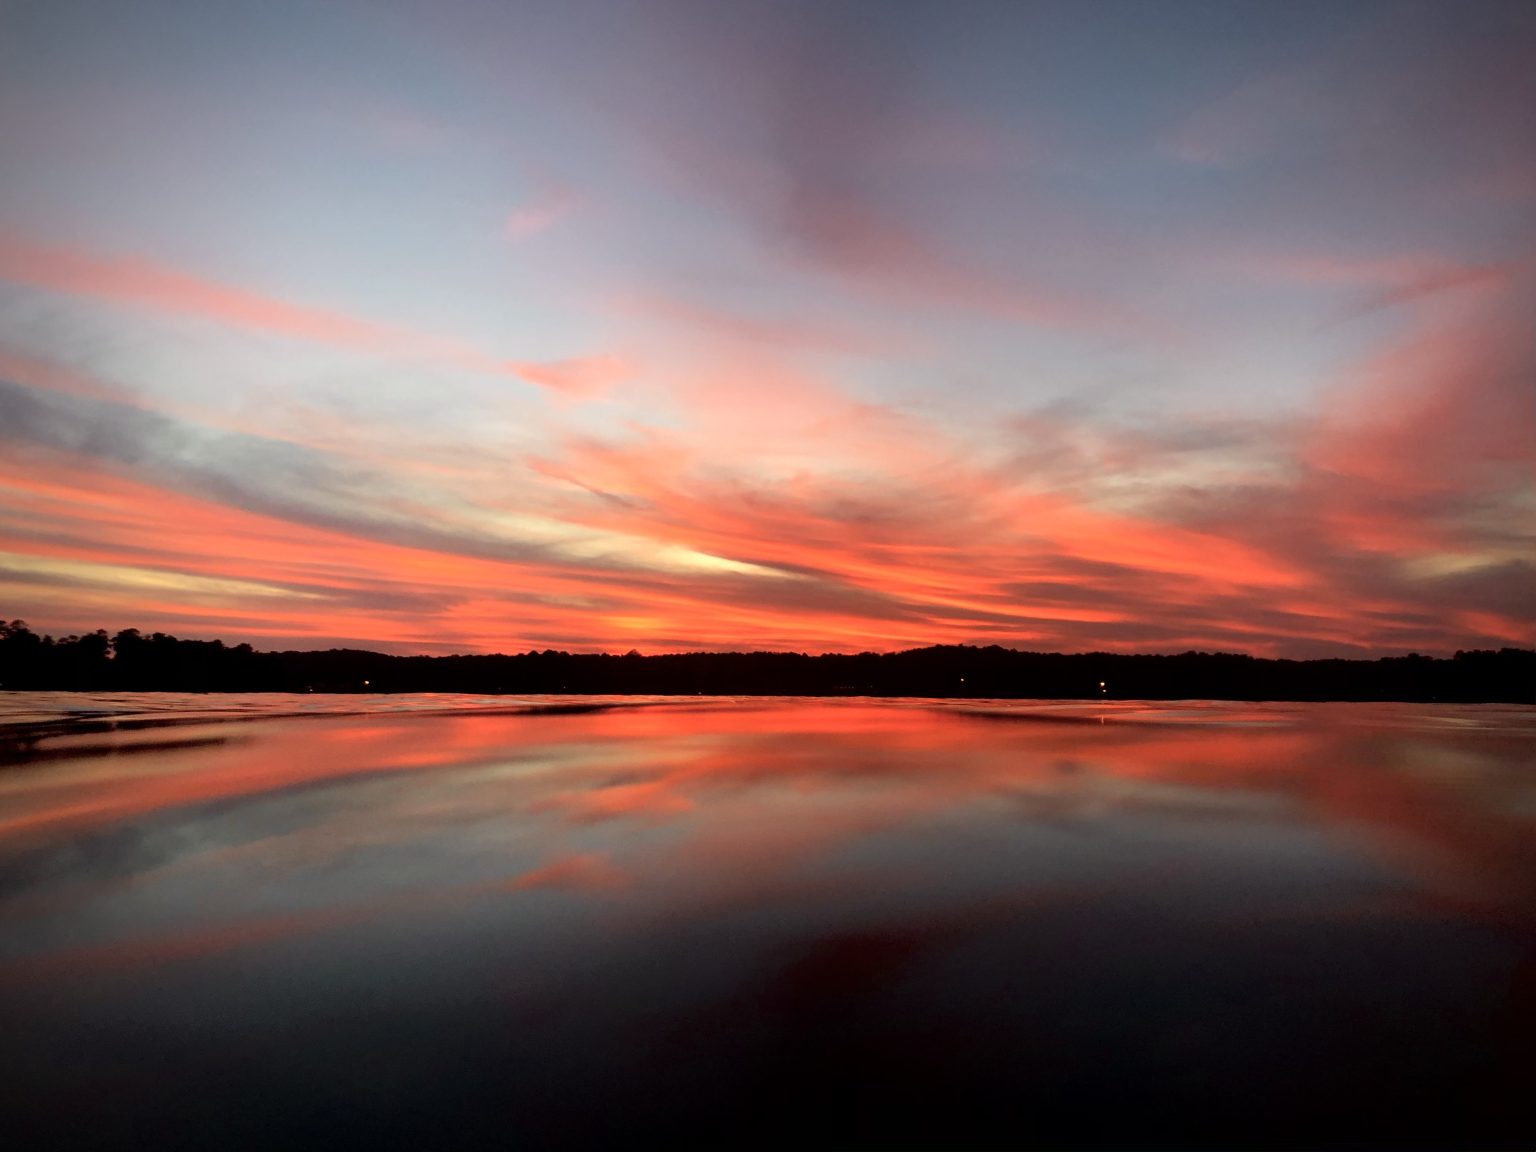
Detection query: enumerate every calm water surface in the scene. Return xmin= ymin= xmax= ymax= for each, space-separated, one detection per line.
xmin=1 ymin=694 xmax=1533 ymax=1149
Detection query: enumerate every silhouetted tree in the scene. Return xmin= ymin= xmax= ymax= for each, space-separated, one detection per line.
xmin=0 ymin=621 xmax=1531 ymax=702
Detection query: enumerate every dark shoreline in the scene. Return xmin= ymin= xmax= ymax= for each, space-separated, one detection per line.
xmin=4 ymin=623 xmax=1533 ymax=703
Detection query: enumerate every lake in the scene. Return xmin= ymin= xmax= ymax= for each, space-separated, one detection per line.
xmin=1 ymin=694 xmax=1533 ymax=1149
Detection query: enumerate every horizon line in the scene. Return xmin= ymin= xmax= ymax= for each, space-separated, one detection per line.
xmin=7 ymin=622 xmax=1529 ymax=665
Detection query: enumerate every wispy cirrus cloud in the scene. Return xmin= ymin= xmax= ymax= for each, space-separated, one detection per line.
xmin=0 ymin=234 xmax=620 ymax=399
xmin=2 ymin=229 xmax=1531 ymax=656
xmin=504 ymin=182 xmax=579 ymax=240
xmin=2 ymin=0 xmax=1533 ymax=657
xmin=508 ymin=353 xmax=632 ymax=398
xmin=0 ymin=234 xmax=419 ymax=351
xmin=1210 ymin=245 xmax=1529 ymax=315
xmin=3 ymin=307 xmax=1531 ymax=657
xmin=617 ymin=2 xmax=1151 ymax=340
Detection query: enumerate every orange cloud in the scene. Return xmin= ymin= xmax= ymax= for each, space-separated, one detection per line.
xmin=507 ymin=853 xmax=629 ymax=890
xmin=2 ymin=249 xmax=1531 ymax=657
xmin=507 ymin=354 xmax=633 ymax=398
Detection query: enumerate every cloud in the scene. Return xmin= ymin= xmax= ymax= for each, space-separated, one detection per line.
xmin=5 ymin=244 xmax=1533 ymax=663
xmin=1211 ymin=246 xmax=1530 ymax=315
xmin=1146 ymin=270 xmax=1536 ymax=649
xmin=1161 ymin=4 xmax=1536 ymax=208
xmin=2 ymin=360 xmax=926 ymax=652
xmin=0 ymin=234 xmax=617 ymax=397
xmin=0 ymin=234 xmax=414 ymax=351
xmin=1163 ymin=72 xmax=1332 ymax=169
xmin=518 ymin=249 xmax=1536 ymax=656
xmin=0 ymin=373 xmax=793 ymax=623
xmin=1304 ymin=275 xmax=1536 ymax=498
xmin=508 ymin=354 xmax=633 ymax=398
xmin=504 ymin=183 xmax=579 ymax=240
xmin=507 ymin=852 xmax=628 ymax=890
xmin=622 ymin=2 xmax=1147 ymax=338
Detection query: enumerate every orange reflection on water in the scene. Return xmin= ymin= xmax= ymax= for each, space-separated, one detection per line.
xmin=1 ymin=696 xmax=1533 ymax=1148
xmin=2 ymin=698 xmax=1531 ymax=938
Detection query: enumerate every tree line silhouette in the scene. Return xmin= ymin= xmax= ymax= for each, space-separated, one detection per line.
xmin=1 ymin=619 xmax=1532 ymax=702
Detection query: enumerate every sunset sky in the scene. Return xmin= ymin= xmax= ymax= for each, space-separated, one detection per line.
xmin=0 ymin=0 xmax=1532 ymax=656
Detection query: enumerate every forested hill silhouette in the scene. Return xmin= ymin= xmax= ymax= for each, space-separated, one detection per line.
xmin=1 ymin=620 xmax=1532 ymax=703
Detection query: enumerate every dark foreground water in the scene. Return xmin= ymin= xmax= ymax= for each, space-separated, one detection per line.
xmin=1 ymin=694 xmax=1532 ymax=1150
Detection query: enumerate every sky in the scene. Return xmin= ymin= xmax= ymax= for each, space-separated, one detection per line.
xmin=0 ymin=0 xmax=1532 ymax=657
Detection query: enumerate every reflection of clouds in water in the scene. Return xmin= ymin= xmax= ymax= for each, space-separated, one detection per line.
xmin=0 ymin=697 xmax=1528 ymax=945
xmin=0 ymin=697 xmax=1532 ymax=1146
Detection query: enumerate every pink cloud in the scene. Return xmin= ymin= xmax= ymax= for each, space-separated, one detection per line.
xmin=507 ymin=852 xmax=629 ymax=891
xmin=1214 ymin=246 xmax=1529 ymax=313
xmin=1163 ymin=72 xmax=1330 ymax=168
xmin=2 ymin=236 xmax=1528 ymax=657
xmin=0 ymin=233 xmax=407 ymax=349
xmin=781 ymin=196 xmax=1125 ymax=332
xmin=508 ymin=354 xmax=633 ymax=398
xmin=504 ymin=183 xmax=578 ymax=240
xmin=1304 ymin=277 xmax=1536 ymax=496
xmin=0 ymin=233 xmax=619 ymax=398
